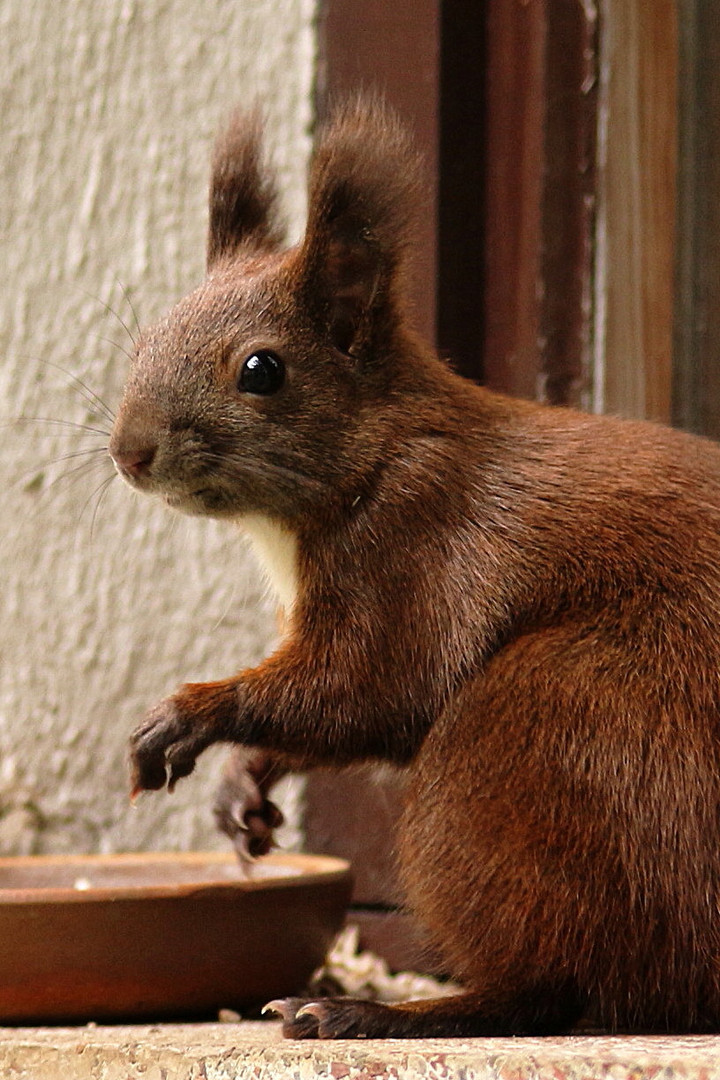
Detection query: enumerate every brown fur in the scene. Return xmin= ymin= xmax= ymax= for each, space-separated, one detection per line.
xmin=110 ymin=100 xmax=720 ymax=1037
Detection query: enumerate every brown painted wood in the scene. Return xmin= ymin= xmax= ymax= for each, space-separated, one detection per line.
xmin=303 ymin=765 xmax=406 ymax=908
xmin=351 ymin=909 xmax=448 ymax=978
xmin=482 ymin=0 xmax=599 ymax=405
xmin=435 ymin=0 xmax=486 ymax=382
xmin=673 ymin=1 xmax=720 ymax=437
xmin=539 ymin=1 xmax=598 ymax=407
xmin=600 ymin=0 xmax=678 ymax=423
xmin=481 ymin=0 xmax=546 ymax=399
xmin=316 ymin=0 xmax=440 ymax=347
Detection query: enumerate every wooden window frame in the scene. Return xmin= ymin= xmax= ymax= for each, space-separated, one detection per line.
xmin=308 ymin=0 xmax=686 ymax=971
xmin=673 ymin=0 xmax=720 ymax=437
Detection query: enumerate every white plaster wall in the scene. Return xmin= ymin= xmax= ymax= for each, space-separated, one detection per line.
xmin=0 ymin=0 xmax=316 ymax=854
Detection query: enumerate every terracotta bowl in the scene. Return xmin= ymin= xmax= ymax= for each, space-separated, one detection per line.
xmin=0 ymin=850 xmax=351 ymax=1023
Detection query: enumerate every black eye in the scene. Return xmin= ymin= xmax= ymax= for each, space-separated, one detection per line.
xmin=238 ymin=350 xmax=285 ymax=395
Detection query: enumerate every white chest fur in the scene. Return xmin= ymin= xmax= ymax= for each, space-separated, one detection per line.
xmin=239 ymin=513 xmax=299 ymax=613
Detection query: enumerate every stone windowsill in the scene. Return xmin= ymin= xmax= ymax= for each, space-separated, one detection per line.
xmin=1 ymin=1021 xmax=720 ymax=1079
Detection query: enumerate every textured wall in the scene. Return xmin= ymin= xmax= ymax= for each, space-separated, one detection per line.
xmin=0 ymin=0 xmax=316 ymax=854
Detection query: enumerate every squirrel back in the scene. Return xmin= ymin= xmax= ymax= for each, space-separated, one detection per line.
xmin=111 ymin=101 xmax=720 ymax=1036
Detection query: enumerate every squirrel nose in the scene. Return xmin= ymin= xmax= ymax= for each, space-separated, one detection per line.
xmin=110 ymin=443 xmax=157 ymax=479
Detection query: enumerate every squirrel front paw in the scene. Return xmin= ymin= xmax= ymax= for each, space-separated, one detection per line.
xmin=213 ymin=748 xmax=285 ymax=860
xmin=130 ymin=693 xmax=216 ymax=797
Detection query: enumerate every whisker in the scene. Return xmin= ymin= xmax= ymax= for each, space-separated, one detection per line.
xmin=62 ymin=471 xmax=117 ymax=548
xmin=9 ymin=446 xmax=108 ymax=492
xmin=50 ymin=446 xmax=110 ymax=466
xmin=9 ymin=459 xmax=111 ymax=531
xmin=87 ymin=473 xmax=116 ymax=540
xmin=113 ymin=274 xmax=142 ymax=340
xmin=164 ymin=509 xmax=183 ymax=544
xmin=3 ymin=417 xmax=111 ymax=438
xmin=28 ymin=357 xmax=117 ymax=424
xmin=48 ymin=361 xmax=116 ymax=424
xmin=9 ymin=357 xmax=116 ymax=426
xmin=79 ymin=287 xmax=137 ymax=349
xmin=44 ymin=454 xmax=110 ymax=493
xmin=208 ymin=576 xmax=239 ymax=634
xmin=213 ymin=452 xmax=327 ymax=492
xmin=96 ymin=334 xmax=135 ymax=366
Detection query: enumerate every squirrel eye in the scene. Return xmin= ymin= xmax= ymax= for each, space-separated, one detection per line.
xmin=238 ymin=350 xmax=285 ymax=395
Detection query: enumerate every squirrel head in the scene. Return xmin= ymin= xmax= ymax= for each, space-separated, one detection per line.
xmin=109 ymin=100 xmax=422 ymax=523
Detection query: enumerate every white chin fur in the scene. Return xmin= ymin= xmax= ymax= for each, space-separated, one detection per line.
xmin=239 ymin=512 xmax=299 ymax=613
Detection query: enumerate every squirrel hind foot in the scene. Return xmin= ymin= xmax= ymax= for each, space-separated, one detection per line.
xmin=263 ymin=990 xmax=583 ymax=1039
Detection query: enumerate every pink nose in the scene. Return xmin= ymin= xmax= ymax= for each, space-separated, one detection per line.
xmin=110 ymin=444 xmax=156 ymax=479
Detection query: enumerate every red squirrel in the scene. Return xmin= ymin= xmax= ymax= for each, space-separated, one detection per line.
xmin=109 ymin=101 xmax=720 ymax=1038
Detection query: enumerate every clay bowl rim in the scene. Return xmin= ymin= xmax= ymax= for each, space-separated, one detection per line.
xmin=0 ymin=850 xmax=351 ymax=906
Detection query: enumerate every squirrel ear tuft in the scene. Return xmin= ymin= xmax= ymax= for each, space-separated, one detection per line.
xmin=298 ymin=98 xmax=421 ymax=354
xmin=207 ymin=110 xmax=283 ymax=270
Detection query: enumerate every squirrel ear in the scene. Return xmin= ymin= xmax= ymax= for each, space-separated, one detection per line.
xmin=298 ymin=99 xmax=420 ymax=355
xmin=207 ymin=110 xmax=283 ymax=270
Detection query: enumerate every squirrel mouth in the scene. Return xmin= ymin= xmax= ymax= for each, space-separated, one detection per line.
xmin=164 ymin=487 xmax=230 ymax=514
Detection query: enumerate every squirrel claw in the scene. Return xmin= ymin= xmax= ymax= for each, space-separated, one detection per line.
xmin=213 ymin=749 xmax=285 ymax=861
xmin=262 ymin=998 xmax=322 ymax=1038
xmin=261 ymin=999 xmax=286 ymax=1018
xmin=262 ymin=997 xmax=402 ymax=1039
xmin=129 ymin=693 xmax=215 ymax=796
